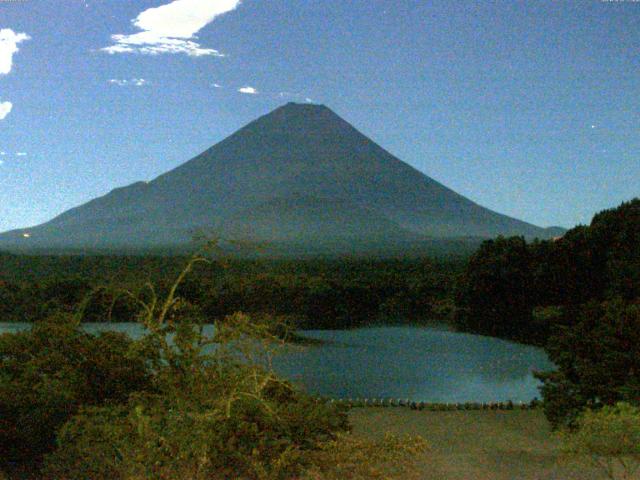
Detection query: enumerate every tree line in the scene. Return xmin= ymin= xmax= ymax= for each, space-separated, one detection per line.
xmin=455 ymin=198 xmax=640 ymax=428
xmin=0 ymin=256 xmax=461 ymax=330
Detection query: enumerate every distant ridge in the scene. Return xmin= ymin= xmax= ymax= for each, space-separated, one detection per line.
xmin=0 ymin=103 xmax=564 ymax=254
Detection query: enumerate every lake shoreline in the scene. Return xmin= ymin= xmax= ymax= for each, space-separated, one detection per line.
xmin=1 ymin=322 xmax=553 ymax=404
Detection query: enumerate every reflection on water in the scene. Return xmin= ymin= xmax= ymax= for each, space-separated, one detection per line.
xmin=272 ymin=327 xmax=552 ymax=402
xmin=0 ymin=323 xmax=552 ymax=402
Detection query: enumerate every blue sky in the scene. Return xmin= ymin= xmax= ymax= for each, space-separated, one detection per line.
xmin=0 ymin=0 xmax=638 ymax=232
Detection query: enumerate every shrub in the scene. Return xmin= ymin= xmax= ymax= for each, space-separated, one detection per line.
xmin=43 ymin=254 xmax=415 ymax=479
xmin=44 ymin=385 xmax=349 ymax=479
xmin=561 ymin=402 xmax=640 ymax=480
xmin=303 ymin=432 xmax=429 ymax=480
xmin=0 ymin=314 xmax=154 ymax=468
xmin=11 ymin=251 xmax=427 ymax=479
xmin=49 ymin=306 xmax=349 ymax=479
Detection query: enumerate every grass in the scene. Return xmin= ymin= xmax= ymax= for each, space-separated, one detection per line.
xmin=349 ymin=408 xmax=610 ymax=480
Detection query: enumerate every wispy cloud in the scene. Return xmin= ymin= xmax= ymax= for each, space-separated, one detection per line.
xmin=278 ymin=91 xmax=315 ymax=103
xmin=0 ymin=151 xmax=27 ymax=158
xmin=238 ymin=86 xmax=258 ymax=95
xmin=0 ymin=101 xmax=12 ymax=119
xmin=212 ymin=82 xmax=223 ymax=88
xmin=0 ymin=28 xmax=30 ymax=75
xmin=102 ymin=0 xmax=241 ymax=57
xmin=108 ymin=78 xmax=148 ymax=86
xmin=237 ymin=87 xmax=314 ymax=101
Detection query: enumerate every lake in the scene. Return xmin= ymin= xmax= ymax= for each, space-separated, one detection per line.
xmin=0 ymin=323 xmax=553 ymax=403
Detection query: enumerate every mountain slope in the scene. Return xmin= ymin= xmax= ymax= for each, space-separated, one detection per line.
xmin=0 ymin=103 xmax=562 ymax=252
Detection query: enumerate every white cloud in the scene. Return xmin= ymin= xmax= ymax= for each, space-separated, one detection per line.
xmin=104 ymin=44 xmax=136 ymax=54
xmin=0 ymin=29 xmax=30 ymax=75
xmin=16 ymin=152 xmax=27 ymax=156
xmin=238 ymin=86 xmax=258 ymax=95
xmin=0 ymin=101 xmax=12 ymax=119
xmin=108 ymin=78 xmax=148 ymax=86
xmin=0 ymin=29 xmax=29 ymax=120
xmin=102 ymin=0 xmax=241 ymax=56
xmin=212 ymin=82 xmax=223 ymax=88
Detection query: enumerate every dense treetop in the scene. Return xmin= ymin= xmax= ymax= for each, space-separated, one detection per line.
xmin=454 ymin=198 xmax=640 ymax=427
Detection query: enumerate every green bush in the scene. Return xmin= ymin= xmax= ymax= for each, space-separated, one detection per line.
xmin=44 ymin=382 xmax=349 ymax=479
xmin=0 ymin=314 xmax=154 ymax=468
xmin=42 ymin=256 xmax=352 ymax=479
xmin=562 ymin=402 xmax=640 ymax=480
xmin=5 ymin=253 xmax=427 ymax=479
xmin=302 ymin=432 xmax=428 ymax=480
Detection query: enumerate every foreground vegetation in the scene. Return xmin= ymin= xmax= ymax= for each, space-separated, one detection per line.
xmin=0 ymin=254 xmax=427 ymax=479
xmin=562 ymin=402 xmax=640 ymax=480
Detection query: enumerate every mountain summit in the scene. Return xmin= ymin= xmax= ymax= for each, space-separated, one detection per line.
xmin=0 ymin=103 xmax=562 ymax=252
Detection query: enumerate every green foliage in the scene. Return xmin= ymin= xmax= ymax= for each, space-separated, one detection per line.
xmin=37 ymin=253 xmax=423 ymax=479
xmin=0 ymin=314 xmax=154 ymax=467
xmin=561 ymin=402 xmax=640 ymax=480
xmin=452 ymin=199 xmax=640 ymax=431
xmin=44 ymin=383 xmax=350 ymax=479
xmin=591 ymin=200 xmax=640 ymax=301
xmin=454 ymin=236 xmax=544 ymax=343
xmin=536 ymin=300 xmax=640 ymax=429
xmin=302 ymin=432 xmax=429 ymax=480
xmin=0 ymin=256 xmax=462 ymax=329
xmin=455 ymin=198 xmax=640 ymax=345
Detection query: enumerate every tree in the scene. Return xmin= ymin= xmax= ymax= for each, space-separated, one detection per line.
xmin=454 ymin=236 xmax=539 ymax=342
xmin=590 ymin=199 xmax=640 ymax=301
xmin=454 ymin=198 xmax=640 ymax=346
xmin=536 ymin=300 xmax=640 ymax=429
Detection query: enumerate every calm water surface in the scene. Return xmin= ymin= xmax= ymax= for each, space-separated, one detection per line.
xmin=0 ymin=323 xmax=552 ymax=403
